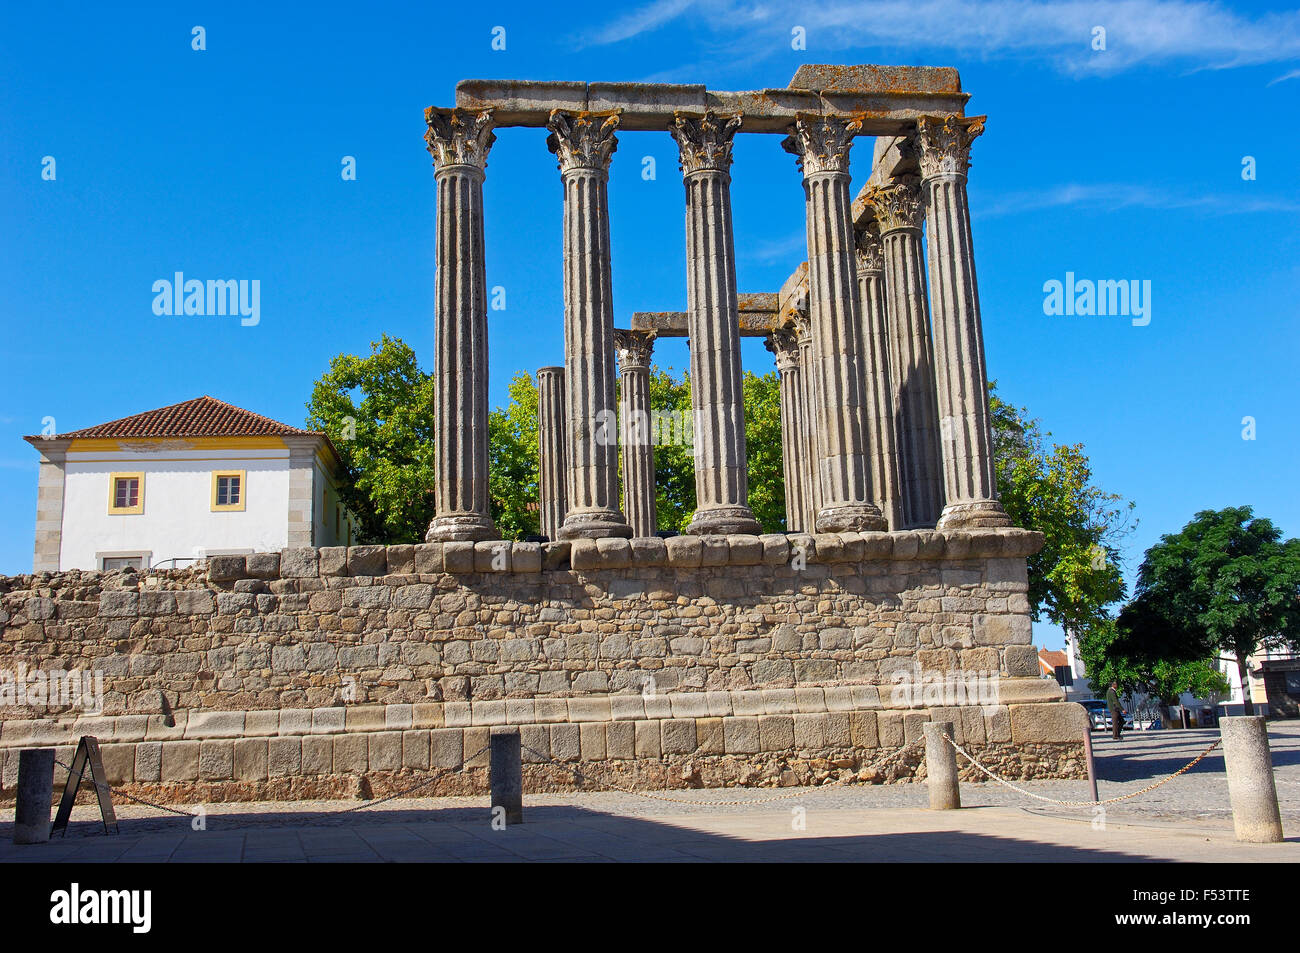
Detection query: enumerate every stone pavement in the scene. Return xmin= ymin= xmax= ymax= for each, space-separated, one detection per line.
xmin=2 ymin=726 xmax=1296 ymax=863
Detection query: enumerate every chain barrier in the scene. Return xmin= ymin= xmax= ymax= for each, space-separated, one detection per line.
xmin=520 ymin=738 xmax=926 ymax=807
xmin=939 ymin=731 xmax=1222 ymax=808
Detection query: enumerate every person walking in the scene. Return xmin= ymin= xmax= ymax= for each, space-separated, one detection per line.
xmin=1106 ymin=681 xmax=1124 ymax=741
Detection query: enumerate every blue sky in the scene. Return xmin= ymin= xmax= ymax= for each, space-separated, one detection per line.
xmin=2 ymin=1 xmax=1298 ymax=651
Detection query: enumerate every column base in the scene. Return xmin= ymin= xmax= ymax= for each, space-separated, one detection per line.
xmin=937 ymin=500 xmax=1012 ymax=530
xmin=687 ymin=505 xmax=761 ymax=536
xmin=815 ymin=503 xmax=888 ymax=533
xmin=426 ymin=514 xmax=497 ymax=542
xmin=559 ymin=508 xmax=632 ymax=540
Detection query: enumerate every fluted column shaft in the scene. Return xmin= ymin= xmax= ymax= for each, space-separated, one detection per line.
xmin=867 ymin=176 xmax=944 ymax=529
xmin=917 ymin=115 xmax=1010 ymax=528
xmin=765 ymin=329 xmax=806 ymax=532
xmin=614 ymin=330 xmax=658 ymax=538
xmin=548 ymin=110 xmax=631 ymax=539
xmin=783 ymin=117 xmax=887 ymax=533
xmin=537 ymin=366 xmax=568 ymax=541
xmin=425 ymin=108 xmax=496 ymax=542
xmin=793 ymin=314 xmax=822 ymax=532
xmin=855 ymin=226 xmax=905 ymax=530
xmin=672 ymin=112 xmax=761 ymax=536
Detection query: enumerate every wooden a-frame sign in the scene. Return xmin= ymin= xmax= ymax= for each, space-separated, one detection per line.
xmin=51 ymin=735 xmax=119 ymax=837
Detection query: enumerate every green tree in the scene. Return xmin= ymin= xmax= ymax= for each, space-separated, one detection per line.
xmin=1115 ymin=506 xmax=1300 ymax=715
xmin=989 ymin=384 xmax=1135 ymax=638
xmin=1077 ymin=617 xmax=1230 ymax=712
xmin=488 ymin=371 xmax=541 ymax=540
xmin=305 ymin=335 xmax=436 ymax=543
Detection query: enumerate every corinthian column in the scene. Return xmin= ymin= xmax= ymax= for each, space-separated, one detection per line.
xmin=424 ymin=107 xmax=497 ymax=542
xmin=548 ymin=110 xmax=631 ymax=540
xmin=865 ymin=175 xmax=944 ymax=529
xmin=765 ymin=328 xmax=806 ymax=533
xmin=854 ymin=224 xmax=904 ymax=531
xmin=916 ymin=114 xmax=1010 ymax=529
xmin=537 ymin=366 xmax=567 ymax=541
xmin=782 ymin=116 xmax=887 ymax=533
xmin=671 ymin=111 xmax=761 ymax=536
xmin=614 ymin=330 xmax=658 ymax=538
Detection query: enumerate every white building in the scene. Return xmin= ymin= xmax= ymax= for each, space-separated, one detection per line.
xmin=26 ymin=396 xmax=359 ymax=571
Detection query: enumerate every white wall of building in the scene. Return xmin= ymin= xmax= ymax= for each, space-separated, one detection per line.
xmin=60 ymin=449 xmax=291 ymax=570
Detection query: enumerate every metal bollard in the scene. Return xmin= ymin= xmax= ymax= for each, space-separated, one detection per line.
xmin=1220 ymin=716 xmax=1284 ymax=843
xmin=923 ymin=721 xmax=961 ymax=810
xmin=14 ymin=748 xmax=56 ymax=845
xmin=489 ymin=728 xmax=523 ymax=825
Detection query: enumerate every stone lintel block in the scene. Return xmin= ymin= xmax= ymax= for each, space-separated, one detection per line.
xmin=634 ymin=720 xmax=662 ymax=758
xmin=891 ymin=533 xmax=920 ymax=560
xmin=610 ymin=695 xmax=646 ymax=721
xmin=823 ymin=686 xmax=855 ymax=712
xmin=903 ymin=711 xmax=931 ymax=743
xmin=696 ymin=717 xmax=724 ymax=754
xmin=268 ymin=737 xmax=302 ymax=776
xmin=504 ymin=699 xmax=537 ymax=724
xmin=642 ymin=695 xmax=673 ymax=720
xmin=723 ymin=716 xmax=760 ymax=754
xmin=731 ymin=690 xmax=766 ymax=717
xmin=661 ymin=719 xmax=696 ymax=754
xmin=520 ymin=725 xmax=549 ymax=763
xmin=541 ymin=541 xmax=571 ymax=571
xmin=943 ymin=531 xmax=973 ymax=559
xmin=1003 ymin=644 xmax=1041 ymax=678
xmin=758 ymin=714 xmax=795 ymax=751
xmin=849 ymin=710 xmax=879 ymax=747
xmin=877 ymin=710 xmax=905 ymax=747
xmin=793 ymin=713 xmax=828 ymax=749
xmin=786 ymin=534 xmax=815 ymax=563
xmin=915 ymin=532 xmax=945 ymax=558
xmin=579 ymin=723 xmax=607 ymax=760
xmin=535 ymin=698 xmax=569 ymax=723
xmin=629 ymin=537 xmax=667 ymax=567
xmin=302 ymin=735 xmax=333 ymax=775
xmin=464 ymin=727 xmax=491 ymax=767
xmin=384 ymin=544 xmax=415 ymax=575
xmin=412 ymin=703 xmax=445 ymax=729
xmin=199 ymin=740 xmax=235 ymax=780
xmin=347 ymin=545 xmax=388 ymax=577
xmin=442 ymin=542 xmax=475 ymax=574
xmin=1009 ymin=702 xmax=1088 ymax=744
xmin=413 ymin=542 xmax=444 ymax=574
xmin=996 ymin=677 xmax=1065 ymax=706
xmin=838 ymin=533 xmax=865 ymax=561
xmin=595 ymin=537 xmax=631 ymax=569
xmin=100 ymin=743 xmax=135 ymax=785
xmin=985 ymin=705 xmax=1012 ymax=742
xmin=319 ymin=547 xmax=348 ymax=577
xmin=759 ymin=534 xmax=790 ymax=565
xmin=550 ymin=723 xmax=580 ymax=762
xmin=812 ymin=534 xmax=844 ymax=562
xmin=794 ymin=687 xmax=827 ymax=712
xmin=568 ymin=697 xmax=612 ymax=723
xmin=344 ymin=705 xmax=388 ymax=732
xmin=727 ymin=535 xmax=762 ymax=565
xmin=234 ymin=738 xmax=268 ymax=780
xmin=606 ymin=721 xmax=635 ymax=759
xmin=444 ymin=702 xmax=471 ymax=728
xmin=475 ymin=540 xmax=511 ymax=572
xmin=860 ymin=532 xmax=893 ymax=560
xmin=385 ymin=704 xmax=414 ymax=730
xmin=333 ymin=734 xmax=367 ymax=774
xmin=705 ymin=691 xmax=734 ymax=717
xmin=664 ymin=535 xmax=702 ymax=568
xmin=183 ymin=710 xmax=246 ymax=739
xmin=207 ymin=555 xmax=246 ymax=582
xmin=471 ymin=700 xmax=507 ymax=726
xmin=312 ymin=708 xmax=346 ymax=734
xmin=699 ymin=537 xmax=730 ymax=567
xmin=368 ymin=731 xmax=402 ymax=771
xmin=668 ymin=693 xmax=710 ymax=719
xmin=280 ymin=547 xmax=319 ymax=579
xmin=161 ymin=741 xmax=200 ymax=781
xmin=760 ymin=689 xmax=798 ymax=714
xmin=569 ymin=539 xmax=599 ymax=571
xmin=512 ymin=542 xmax=542 ymax=573
xmin=278 ymin=709 xmax=312 ymax=736
xmin=246 ymin=552 xmax=281 ymax=579
xmin=430 ymin=728 xmax=463 ymax=768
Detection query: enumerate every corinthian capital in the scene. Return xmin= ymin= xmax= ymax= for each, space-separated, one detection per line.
xmin=915 ymin=114 xmax=986 ymax=179
xmin=547 ymin=109 xmax=621 ymax=174
xmin=671 ymin=110 xmax=742 ymax=176
xmin=864 ymin=176 xmax=925 ymax=233
xmin=854 ymin=224 xmax=884 ymax=276
xmin=764 ymin=328 xmax=801 ymax=373
xmin=425 ymin=108 xmax=496 ymax=173
xmin=781 ymin=114 xmax=862 ymax=176
xmin=614 ymin=329 xmax=655 ymax=370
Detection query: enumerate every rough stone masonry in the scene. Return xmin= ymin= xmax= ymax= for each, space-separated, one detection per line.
xmin=1 ymin=532 xmax=1087 ymax=804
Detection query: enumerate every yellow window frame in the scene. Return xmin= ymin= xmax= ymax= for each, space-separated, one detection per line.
xmin=108 ymin=472 xmax=145 ymax=514
xmin=211 ymin=470 xmax=247 ymax=512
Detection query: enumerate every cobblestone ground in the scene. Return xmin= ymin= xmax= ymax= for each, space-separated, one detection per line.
xmin=2 ymin=725 xmax=1296 ymax=862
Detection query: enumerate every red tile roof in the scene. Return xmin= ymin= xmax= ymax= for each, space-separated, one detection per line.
xmin=1039 ymin=649 xmax=1069 ymax=674
xmin=38 ymin=396 xmax=317 ymax=440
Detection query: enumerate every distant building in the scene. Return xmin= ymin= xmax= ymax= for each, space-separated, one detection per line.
xmin=25 ymin=396 xmax=359 ymax=571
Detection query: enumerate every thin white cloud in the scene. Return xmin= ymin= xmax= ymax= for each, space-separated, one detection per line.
xmin=980 ymin=182 xmax=1300 ymax=216
xmin=1268 ymin=67 xmax=1300 ymax=85
xmin=585 ymin=0 xmax=1300 ymax=76
xmin=743 ymin=231 xmax=807 ymax=263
